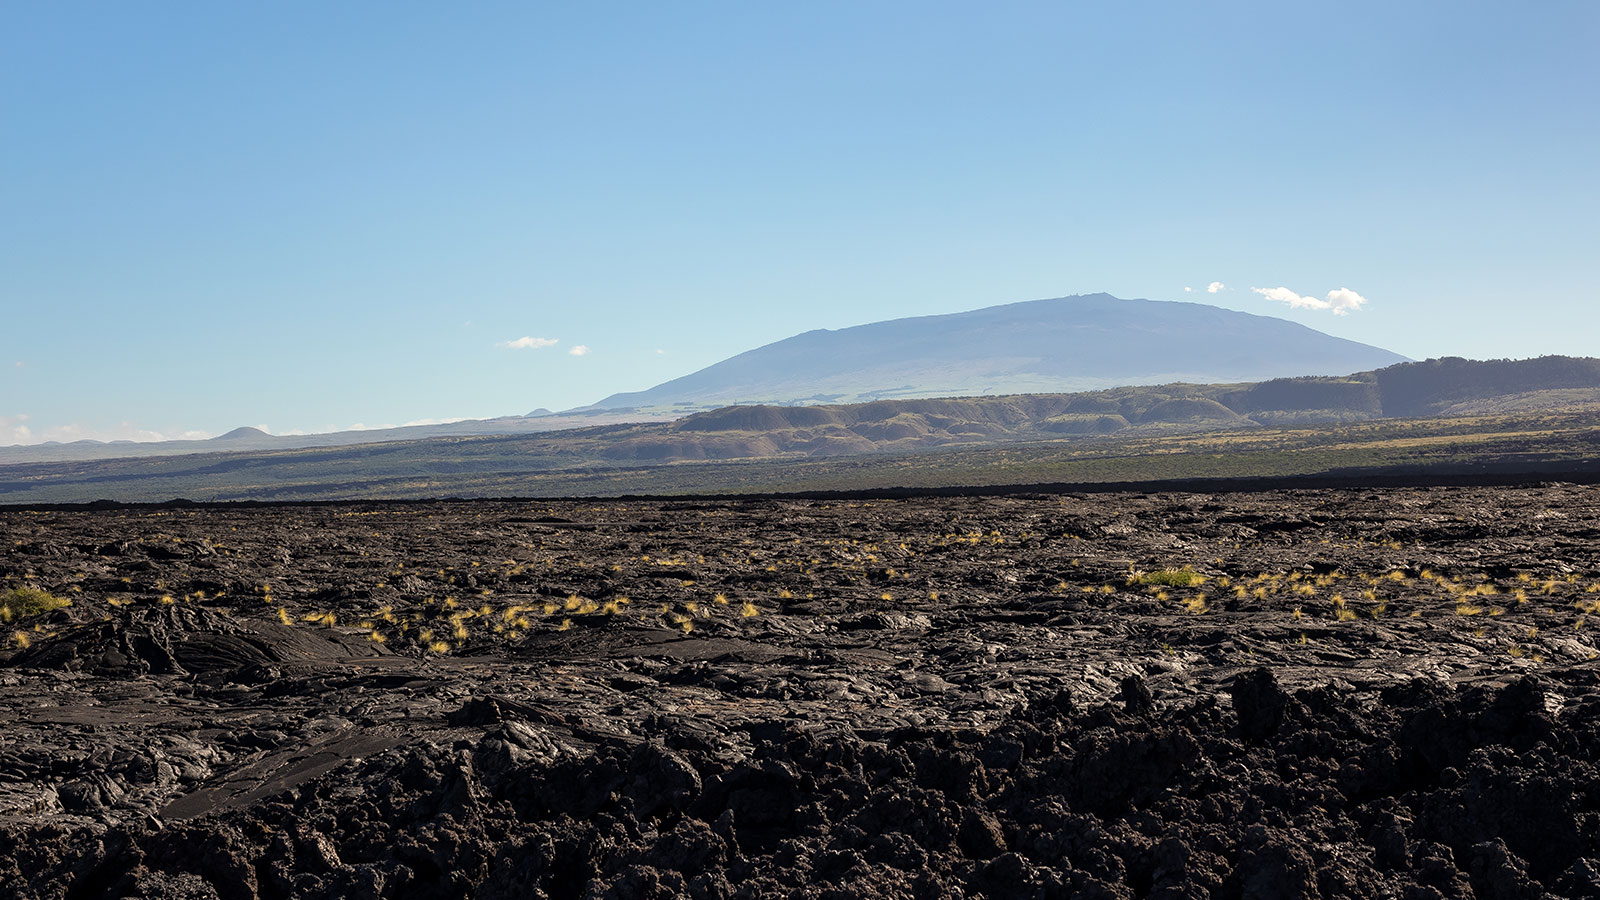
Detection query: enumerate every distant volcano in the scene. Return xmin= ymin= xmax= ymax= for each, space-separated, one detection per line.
xmin=212 ymin=426 xmax=271 ymax=441
xmin=586 ymin=293 xmax=1410 ymax=411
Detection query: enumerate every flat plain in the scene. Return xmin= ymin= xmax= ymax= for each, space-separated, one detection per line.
xmin=3 ymin=485 xmax=1600 ymax=898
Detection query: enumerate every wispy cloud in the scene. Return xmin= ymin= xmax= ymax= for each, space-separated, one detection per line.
xmin=12 ymin=361 xmax=22 ymax=368
xmin=568 ymin=345 xmax=590 ymax=357
xmin=1206 ymin=281 xmax=1225 ymax=294
xmin=497 ymin=336 xmax=559 ymax=350
xmin=0 ymin=414 xmax=32 ymax=445
xmin=273 ymin=418 xmax=470 ymax=435
xmin=1253 ymin=285 xmax=1369 ymax=316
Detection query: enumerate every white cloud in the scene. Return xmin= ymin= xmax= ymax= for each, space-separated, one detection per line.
xmin=1206 ymin=281 xmax=1225 ymax=294
xmin=1323 ymin=287 xmax=1368 ymax=315
xmin=277 ymin=418 xmax=470 ymax=435
xmin=1253 ymin=285 xmax=1370 ymax=316
xmin=1184 ymin=286 xmax=1193 ymax=292
xmin=349 ymin=417 xmax=469 ymax=431
xmin=0 ymin=414 xmax=31 ymax=445
xmin=655 ymin=349 xmax=666 ymax=355
xmin=568 ymin=345 xmax=590 ymax=356
xmin=498 ymin=336 xmax=559 ymax=350
xmin=12 ymin=361 xmax=22 ymax=368
xmin=1254 ymin=286 xmax=1321 ymax=308
xmin=1 ymin=418 xmax=223 ymax=445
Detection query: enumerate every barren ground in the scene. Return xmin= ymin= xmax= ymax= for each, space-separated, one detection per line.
xmin=3 ymin=485 xmax=1600 ymax=898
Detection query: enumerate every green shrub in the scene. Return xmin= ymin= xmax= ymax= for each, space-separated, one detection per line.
xmin=1134 ymin=568 xmax=1206 ymax=588
xmin=0 ymin=586 xmax=71 ymax=623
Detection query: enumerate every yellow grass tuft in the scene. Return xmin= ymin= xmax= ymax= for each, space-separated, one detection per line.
xmin=0 ymin=586 xmax=70 ymax=623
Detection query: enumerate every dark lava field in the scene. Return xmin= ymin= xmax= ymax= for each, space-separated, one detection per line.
xmin=4 ymin=485 xmax=1600 ymax=899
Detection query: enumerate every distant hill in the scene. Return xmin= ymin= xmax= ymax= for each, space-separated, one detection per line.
xmin=0 ymin=409 xmax=676 ymax=465
xmin=6 ymin=355 xmax=1598 ymax=504
xmin=595 ymin=356 xmax=1600 ymax=460
xmin=212 ymin=426 xmax=271 ymax=442
xmin=588 ymin=293 xmax=1410 ymax=412
xmin=4 ymin=293 xmax=1407 ymax=465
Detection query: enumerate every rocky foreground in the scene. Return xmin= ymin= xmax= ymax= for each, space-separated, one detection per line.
xmin=3 ymin=486 xmax=1600 ymax=898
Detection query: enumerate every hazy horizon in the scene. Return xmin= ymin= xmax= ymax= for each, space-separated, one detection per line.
xmin=6 ymin=3 xmax=1596 ymax=444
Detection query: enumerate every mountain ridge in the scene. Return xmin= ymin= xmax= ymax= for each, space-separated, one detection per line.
xmin=4 ymin=355 xmax=1599 ymax=504
xmin=0 ymin=409 xmax=673 ymax=465
xmin=1 ymin=293 xmax=1406 ymax=464
xmin=589 ymin=293 xmax=1410 ymax=411
xmin=592 ymin=355 xmax=1600 ymax=461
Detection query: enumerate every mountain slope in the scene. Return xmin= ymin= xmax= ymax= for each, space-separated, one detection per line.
xmin=590 ymin=293 xmax=1409 ymax=411
xmin=7 ymin=356 xmax=1597 ymax=505
xmin=0 ymin=409 xmax=676 ymax=465
xmin=587 ymin=356 xmax=1600 ymax=460
xmin=4 ymin=293 xmax=1404 ymax=465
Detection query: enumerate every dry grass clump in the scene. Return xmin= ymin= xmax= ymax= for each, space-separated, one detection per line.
xmin=0 ymin=586 xmax=70 ymax=623
xmin=1132 ymin=568 xmax=1206 ymax=588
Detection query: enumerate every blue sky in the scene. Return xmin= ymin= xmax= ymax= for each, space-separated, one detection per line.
xmin=4 ymin=2 xmax=1596 ymax=443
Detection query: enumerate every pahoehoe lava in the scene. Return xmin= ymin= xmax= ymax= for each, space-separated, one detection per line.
xmin=3 ymin=485 xmax=1600 ymax=898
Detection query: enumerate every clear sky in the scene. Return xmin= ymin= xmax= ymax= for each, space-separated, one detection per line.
xmin=4 ymin=2 xmax=1596 ymax=443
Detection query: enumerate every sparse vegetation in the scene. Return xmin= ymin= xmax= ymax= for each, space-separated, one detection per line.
xmin=0 ymin=586 xmax=70 ymax=623
xmin=1134 ymin=568 xmax=1205 ymax=588
xmin=7 ymin=396 xmax=1600 ymax=503
xmin=9 ymin=474 xmax=1600 ymax=900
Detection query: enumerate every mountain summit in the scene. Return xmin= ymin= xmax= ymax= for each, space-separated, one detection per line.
xmin=212 ymin=426 xmax=270 ymax=441
xmin=589 ymin=294 xmax=1410 ymax=411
